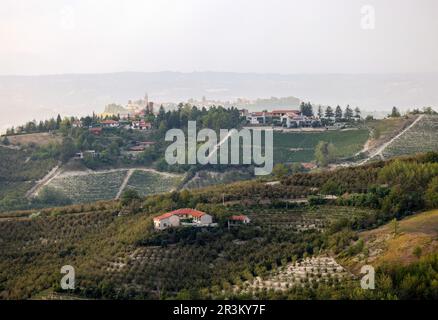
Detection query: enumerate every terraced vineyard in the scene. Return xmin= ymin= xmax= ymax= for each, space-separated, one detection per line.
xmin=47 ymin=170 xmax=128 ymax=204
xmin=231 ymin=257 xmax=350 ymax=295
xmin=383 ymin=115 xmax=438 ymax=158
xmin=125 ymin=170 xmax=182 ymax=196
xmin=43 ymin=169 xmax=183 ymax=204
xmin=241 ymin=206 xmax=377 ymax=232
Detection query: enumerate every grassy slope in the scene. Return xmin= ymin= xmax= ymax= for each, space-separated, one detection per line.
xmin=273 ymin=129 xmax=370 ymax=163
xmin=7 ymin=132 xmax=62 ymax=147
xmin=0 ymin=146 xmax=58 ymax=207
xmin=365 ymin=117 xmax=412 ymax=149
xmin=342 ymin=209 xmax=438 ymax=273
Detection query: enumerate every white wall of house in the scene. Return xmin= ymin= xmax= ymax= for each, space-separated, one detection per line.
xmin=154 ymin=215 xmax=180 ymax=230
xmin=200 ymin=214 xmax=213 ymax=225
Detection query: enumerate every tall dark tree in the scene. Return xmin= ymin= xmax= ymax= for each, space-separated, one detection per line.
xmin=60 ymin=137 xmax=77 ymax=162
xmin=56 ymin=114 xmax=62 ymax=129
xmin=354 ymin=107 xmax=361 ymax=119
xmin=335 ymin=106 xmax=343 ymax=120
xmin=344 ymin=105 xmax=353 ymax=120
xmin=317 ymin=106 xmax=323 ymax=118
xmin=390 ymin=107 xmax=401 ymax=118
xmin=82 ymin=116 xmax=93 ymax=128
xmin=300 ymin=102 xmax=314 ymax=117
xmin=2 ymin=136 xmax=10 ymax=145
xmin=325 ymin=106 xmax=334 ymax=119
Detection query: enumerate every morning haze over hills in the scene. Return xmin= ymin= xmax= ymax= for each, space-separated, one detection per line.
xmin=2 ymin=71 xmax=438 ymax=133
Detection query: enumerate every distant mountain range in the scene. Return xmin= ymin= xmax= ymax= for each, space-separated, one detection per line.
xmin=1 ymin=72 xmax=438 ymax=132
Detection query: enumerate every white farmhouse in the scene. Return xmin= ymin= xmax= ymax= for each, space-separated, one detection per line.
xmin=153 ymin=208 xmax=213 ymax=230
xmin=229 ymin=215 xmax=251 ymax=224
xmin=153 ymin=213 xmax=180 ymax=230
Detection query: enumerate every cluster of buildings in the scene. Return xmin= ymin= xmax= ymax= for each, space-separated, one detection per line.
xmin=99 ymin=119 xmax=152 ymax=131
xmin=153 ymin=208 xmax=250 ymax=231
xmin=72 ymin=119 xmax=152 ymax=136
xmin=72 ymin=94 xmax=155 ymax=135
xmin=100 ymin=93 xmax=154 ymax=119
xmin=240 ymin=109 xmax=322 ymax=128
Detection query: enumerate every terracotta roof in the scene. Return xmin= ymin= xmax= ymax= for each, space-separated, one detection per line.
xmin=283 ymin=112 xmax=301 ymax=118
xmin=153 ymin=208 xmax=207 ymax=221
xmin=230 ymin=215 xmax=249 ymax=221
xmin=101 ymin=120 xmax=119 ymax=124
xmin=153 ymin=212 xmax=178 ymax=221
xmin=272 ymin=109 xmax=300 ymax=114
xmin=89 ymin=127 xmax=102 ymax=133
xmin=301 ymin=162 xmax=317 ymax=169
xmin=250 ymin=112 xmax=266 ymax=117
xmin=129 ymin=146 xmax=146 ymax=152
xmin=171 ymin=208 xmax=206 ymax=218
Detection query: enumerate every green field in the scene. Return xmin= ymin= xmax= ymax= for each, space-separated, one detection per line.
xmin=273 ymin=129 xmax=370 ymax=163
xmin=126 ymin=170 xmax=182 ymax=196
xmin=0 ymin=146 xmax=58 ymax=211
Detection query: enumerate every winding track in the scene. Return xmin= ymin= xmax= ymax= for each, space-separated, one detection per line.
xmin=115 ymin=169 xmax=134 ymax=199
xmin=357 ymin=115 xmax=424 ymax=165
xmin=25 ymin=162 xmax=62 ymax=199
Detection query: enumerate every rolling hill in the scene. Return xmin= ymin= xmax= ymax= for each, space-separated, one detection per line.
xmin=342 ymin=209 xmax=438 ymax=273
xmin=0 ymin=153 xmax=436 ymax=300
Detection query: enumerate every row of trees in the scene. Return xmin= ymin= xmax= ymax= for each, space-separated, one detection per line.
xmin=154 ymin=104 xmax=242 ymax=134
xmin=387 ymin=106 xmax=437 ymax=118
xmin=300 ymin=102 xmax=361 ymax=121
xmin=5 ymin=114 xmax=63 ymax=135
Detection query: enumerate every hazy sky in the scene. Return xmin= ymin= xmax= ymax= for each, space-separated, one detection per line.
xmin=1 ymin=0 xmax=438 ymax=75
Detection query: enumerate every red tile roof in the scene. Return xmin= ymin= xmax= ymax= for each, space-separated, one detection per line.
xmin=129 ymin=146 xmax=146 ymax=152
xmin=251 ymin=112 xmax=266 ymax=116
xmin=230 ymin=215 xmax=249 ymax=221
xmin=301 ymin=162 xmax=317 ymax=170
xmin=153 ymin=212 xmax=178 ymax=221
xmin=272 ymin=109 xmax=300 ymax=114
xmin=153 ymin=208 xmax=207 ymax=221
xmin=101 ymin=120 xmax=119 ymax=124
xmin=89 ymin=127 xmax=103 ymax=134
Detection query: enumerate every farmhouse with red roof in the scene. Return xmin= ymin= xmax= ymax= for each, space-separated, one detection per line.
xmin=153 ymin=208 xmax=213 ymax=230
xmin=89 ymin=127 xmax=103 ymax=135
xmin=100 ymin=119 xmax=120 ymax=128
xmin=229 ymin=215 xmax=251 ymax=225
